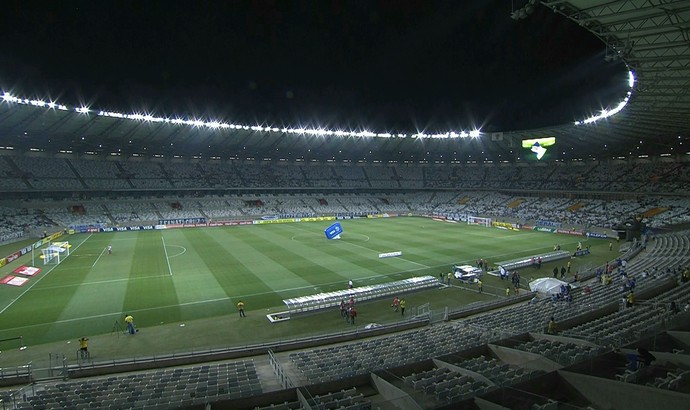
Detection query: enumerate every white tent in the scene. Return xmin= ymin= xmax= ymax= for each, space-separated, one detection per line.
xmin=528 ymin=277 xmax=570 ymax=295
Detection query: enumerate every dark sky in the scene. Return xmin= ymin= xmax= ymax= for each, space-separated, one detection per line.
xmin=0 ymin=0 xmax=629 ymax=133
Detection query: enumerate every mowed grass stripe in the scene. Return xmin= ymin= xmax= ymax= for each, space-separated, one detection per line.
xmin=254 ymin=222 xmax=417 ymax=286
xmin=230 ymin=225 xmax=348 ymax=291
xmin=349 ymin=218 xmax=472 ymax=256
xmin=209 ymin=226 xmax=314 ymax=292
xmin=0 ymin=234 xmax=96 ymax=341
xmin=160 ymin=229 xmax=233 ymax=306
xmin=51 ymin=233 xmax=136 ymax=333
xmin=358 ymin=220 xmax=521 ymax=263
xmin=345 ymin=220 xmax=473 ymax=265
xmin=279 ymin=223 xmax=420 ymax=283
xmin=369 ymin=222 xmax=553 ymax=265
xmin=122 ymin=232 xmax=181 ymax=323
xmin=181 ymin=228 xmax=282 ymax=308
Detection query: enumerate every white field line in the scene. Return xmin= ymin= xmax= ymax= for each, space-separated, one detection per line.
xmin=166 ymin=245 xmax=187 ymax=258
xmin=339 ymin=237 xmax=432 ymax=269
xmin=290 ymin=223 xmax=432 ymax=269
xmin=0 ymin=234 xmax=584 ymax=333
xmin=0 ymin=234 xmax=93 ymax=315
xmin=3 ymin=270 xmax=421 ymax=332
xmin=33 ymin=275 xmax=173 ymax=291
xmin=91 ymin=246 xmax=108 ymax=268
xmin=162 ymin=236 xmax=173 ymax=276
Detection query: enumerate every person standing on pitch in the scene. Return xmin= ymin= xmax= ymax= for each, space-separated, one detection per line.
xmin=124 ymin=314 xmax=136 ymax=334
xmin=108 ymin=245 xmax=112 ymax=255
xmin=237 ymin=300 xmax=246 ymax=317
xmin=391 ymin=295 xmax=400 ymax=312
xmin=78 ymin=337 xmax=89 ymax=358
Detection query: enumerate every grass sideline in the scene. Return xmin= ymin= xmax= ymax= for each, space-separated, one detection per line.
xmin=0 ymin=217 xmax=613 ymax=365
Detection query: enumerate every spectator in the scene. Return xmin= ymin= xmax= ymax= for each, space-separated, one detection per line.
xmin=626 ymin=291 xmax=635 ymax=308
xmin=391 ymin=296 xmax=400 ymax=312
xmin=547 ymin=317 xmax=558 ymax=335
xmin=637 ymin=347 xmax=656 ymax=367
xmin=340 ymin=300 xmax=347 ymax=318
xmin=669 ymin=301 xmax=680 ymax=314
xmin=78 ymin=337 xmax=89 ymax=359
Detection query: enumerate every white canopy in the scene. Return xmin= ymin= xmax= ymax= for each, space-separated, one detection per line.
xmin=528 ymin=277 xmax=570 ymax=295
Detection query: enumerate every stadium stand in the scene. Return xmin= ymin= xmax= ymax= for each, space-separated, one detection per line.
xmin=1 ymin=155 xmax=690 ymax=408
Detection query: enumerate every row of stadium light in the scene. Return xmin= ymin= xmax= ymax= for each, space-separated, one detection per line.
xmin=1 ymin=91 xmax=480 ymax=139
xmin=574 ymin=71 xmax=635 ymax=126
xmin=3 ymin=69 xmax=633 ymax=135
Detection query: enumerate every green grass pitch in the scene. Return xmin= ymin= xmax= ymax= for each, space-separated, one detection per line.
xmin=0 ymin=217 xmax=610 ymax=350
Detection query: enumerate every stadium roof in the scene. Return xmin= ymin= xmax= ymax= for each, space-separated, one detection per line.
xmin=0 ymin=0 xmax=688 ymax=163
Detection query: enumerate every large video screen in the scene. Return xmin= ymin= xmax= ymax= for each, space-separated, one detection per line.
xmin=521 ymin=137 xmax=555 ymax=160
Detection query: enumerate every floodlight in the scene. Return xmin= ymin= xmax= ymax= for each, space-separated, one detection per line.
xmin=469 ymin=130 xmax=480 ymax=138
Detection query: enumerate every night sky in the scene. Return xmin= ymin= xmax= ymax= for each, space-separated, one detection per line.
xmin=0 ymin=0 xmax=629 ymax=134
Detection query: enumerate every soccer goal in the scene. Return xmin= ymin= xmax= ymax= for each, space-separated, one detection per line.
xmin=467 ymin=215 xmax=492 ymax=227
xmin=42 ymin=241 xmax=70 ymax=265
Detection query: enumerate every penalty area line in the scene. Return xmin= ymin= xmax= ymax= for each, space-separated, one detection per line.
xmin=91 ymin=246 xmax=108 ymax=268
xmin=161 ymin=236 xmax=173 ymax=276
xmin=0 ymin=234 xmax=93 ymax=316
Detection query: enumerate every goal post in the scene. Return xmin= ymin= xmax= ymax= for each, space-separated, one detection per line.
xmin=467 ymin=215 xmax=492 ymax=227
xmin=42 ymin=241 xmax=71 ymax=265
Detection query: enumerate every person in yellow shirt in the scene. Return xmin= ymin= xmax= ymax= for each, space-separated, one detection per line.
xmin=626 ymin=291 xmax=635 ymax=308
xmin=78 ymin=337 xmax=89 ymax=359
xmin=505 ymin=287 xmax=511 ymax=297
xmin=399 ymin=298 xmax=406 ymax=316
xmin=237 ymin=300 xmax=246 ymax=317
xmin=124 ymin=314 xmax=136 ymax=334
xmin=477 ymin=279 xmax=483 ymax=293
xmin=547 ymin=317 xmax=558 ymax=334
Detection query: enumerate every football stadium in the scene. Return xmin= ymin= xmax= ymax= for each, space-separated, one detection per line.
xmin=1 ymin=1 xmax=690 ymax=409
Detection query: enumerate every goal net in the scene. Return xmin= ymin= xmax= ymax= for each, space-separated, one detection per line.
xmin=467 ymin=216 xmax=492 ymax=227
xmin=42 ymin=241 xmax=70 ymax=265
